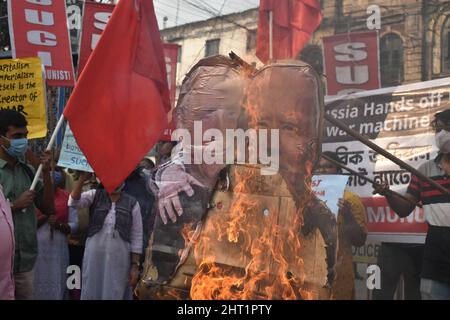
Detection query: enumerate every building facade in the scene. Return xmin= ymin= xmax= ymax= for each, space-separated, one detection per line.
xmin=161 ymin=0 xmax=450 ymax=94
xmin=160 ymin=8 xmax=259 ymax=90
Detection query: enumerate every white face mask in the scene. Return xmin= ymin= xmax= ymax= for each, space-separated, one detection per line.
xmin=435 ymin=130 xmax=450 ymax=153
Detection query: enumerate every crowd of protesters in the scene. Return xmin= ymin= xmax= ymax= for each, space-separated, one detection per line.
xmin=1 ymin=106 xmax=450 ymax=300
xmin=0 ymin=109 xmax=158 ymax=300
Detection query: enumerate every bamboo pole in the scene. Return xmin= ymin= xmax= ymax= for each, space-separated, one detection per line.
xmin=324 ymin=113 xmax=450 ymax=198
xmin=29 ymin=115 xmax=65 ymax=191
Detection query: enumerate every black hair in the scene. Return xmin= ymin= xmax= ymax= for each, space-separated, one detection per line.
xmin=435 ymin=109 xmax=450 ymax=124
xmin=142 ymin=158 xmax=155 ymax=168
xmin=0 ymin=109 xmax=28 ymax=136
xmin=321 ymin=151 xmax=343 ymax=174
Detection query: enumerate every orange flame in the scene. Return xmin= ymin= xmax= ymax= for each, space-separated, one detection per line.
xmin=189 ymin=165 xmax=312 ymax=300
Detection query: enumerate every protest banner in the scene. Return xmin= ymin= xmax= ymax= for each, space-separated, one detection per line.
xmin=311 ymin=174 xmax=349 ymax=216
xmin=57 ymin=123 xmax=93 ymax=172
xmin=0 ymin=57 xmax=47 ymax=139
xmin=323 ymin=31 xmax=380 ymax=96
xmin=77 ymin=1 xmax=114 ymax=75
xmin=323 ymin=77 xmax=450 ymax=243
xmin=7 ymin=0 xmax=75 ymax=87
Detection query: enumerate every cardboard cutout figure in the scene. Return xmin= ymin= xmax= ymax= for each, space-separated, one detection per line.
xmin=136 ymin=58 xmax=337 ymax=300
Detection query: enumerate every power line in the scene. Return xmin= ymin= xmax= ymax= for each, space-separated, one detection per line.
xmin=156 ymin=0 xmax=210 ymax=19
xmin=175 ymin=0 xmax=180 ymax=26
xmin=177 ymin=0 xmax=230 ymax=82
xmin=184 ymin=0 xmax=253 ymax=32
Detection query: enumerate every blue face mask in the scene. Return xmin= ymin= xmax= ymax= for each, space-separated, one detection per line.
xmin=3 ymin=137 xmax=28 ymax=158
xmin=53 ymin=171 xmax=63 ymax=186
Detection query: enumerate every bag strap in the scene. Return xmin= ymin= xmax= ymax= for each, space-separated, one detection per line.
xmin=19 ymin=162 xmax=35 ymax=183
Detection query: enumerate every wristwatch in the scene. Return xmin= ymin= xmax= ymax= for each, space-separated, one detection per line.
xmin=131 ymin=261 xmax=141 ymax=269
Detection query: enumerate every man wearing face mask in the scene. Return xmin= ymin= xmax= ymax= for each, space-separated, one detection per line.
xmin=0 ymin=109 xmax=55 ymax=300
xmin=124 ymin=160 xmax=155 ymax=253
xmin=374 ymin=109 xmax=450 ymax=300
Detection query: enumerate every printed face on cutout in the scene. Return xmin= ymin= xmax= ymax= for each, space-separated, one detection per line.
xmin=247 ymin=66 xmax=320 ymax=176
xmin=179 ymin=66 xmax=244 ymax=136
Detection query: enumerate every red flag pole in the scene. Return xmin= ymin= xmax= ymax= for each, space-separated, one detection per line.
xmin=269 ymin=10 xmax=273 ymax=60
xmin=24 ymin=114 xmax=65 ymax=231
xmin=29 ymin=115 xmax=65 ymax=191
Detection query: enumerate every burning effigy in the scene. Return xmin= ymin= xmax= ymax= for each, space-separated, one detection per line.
xmin=136 ymin=55 xmax=337 ymax=300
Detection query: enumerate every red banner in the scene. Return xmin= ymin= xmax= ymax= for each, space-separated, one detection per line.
xmin=323 ymin=31 xmax=380 ymax=96
xmin=161 ymin=43 xmax=179 ymax=141
xmin=77 ymin=1 xmax=114 ymax=75
xmin=8 ymin=0 xmax=75 ymax=87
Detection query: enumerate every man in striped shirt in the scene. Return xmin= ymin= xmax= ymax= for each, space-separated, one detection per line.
xmin=375 ymin=109 xmax=450 ymax=300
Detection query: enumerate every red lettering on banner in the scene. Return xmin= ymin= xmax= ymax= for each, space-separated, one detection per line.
xmin=311 ymin=179 xmax=322 ymax=187
xmin=323 ymin=31 xmax=380 ymax=96
xmin=362 ymin=197 xmax=428 ymax=234
xmin=8 ymin=0 xmax=75 ymax=86
xmin=313 ymin=190 xmax=325 ymax=197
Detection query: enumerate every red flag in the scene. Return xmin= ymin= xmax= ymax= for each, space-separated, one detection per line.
xmin=256 ymin=0 xmax=322 ymax=63
xmin=64 ymin=0 xmax=170 ymax=193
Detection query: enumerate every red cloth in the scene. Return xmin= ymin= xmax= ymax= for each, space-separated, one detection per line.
xmin=256 ymin=0 xmax=323 ymax=63
xmin=64 ymin=0 xmax=170 ymax=193
xmin=54 ymin=189 xmax=69 ymax=224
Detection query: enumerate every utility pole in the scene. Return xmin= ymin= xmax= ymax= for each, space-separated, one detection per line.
xmin=175 ymin=0 xmax=180 ymax=26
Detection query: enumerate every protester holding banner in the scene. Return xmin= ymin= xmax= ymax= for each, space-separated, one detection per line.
xmin=0 ymin=183 xmax=14 ymax=300
xmin=68 ymin=172 xmax=143 ymax=300
xmin=374 ymin=109 xmax=450 ymax=300
xmin=315 ymin=151 xmax=368 ymax=300
xmin=0 ymin=109 xmax=55 ymax=300
xmin=34 ymin=158 xmax=79 ymax=300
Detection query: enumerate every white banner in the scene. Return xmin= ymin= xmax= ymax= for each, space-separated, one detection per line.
xmin=58 ymin=124 xmax=93 ymax=172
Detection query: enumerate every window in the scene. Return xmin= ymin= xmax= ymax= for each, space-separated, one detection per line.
xmin=380 ymin=33 xmax=404 ymax=87
xmin=205 ymin=39 xmax=220 ymax=57
xmin=299 ymin=45 xmax=324 ymax=75
xmin=335 ymin=0 xmax=343 ymax=17
xmin=442 ymin=17 xmax=450 ymax=74
xmin=246 ymin=30 xmax=257 ymax=53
